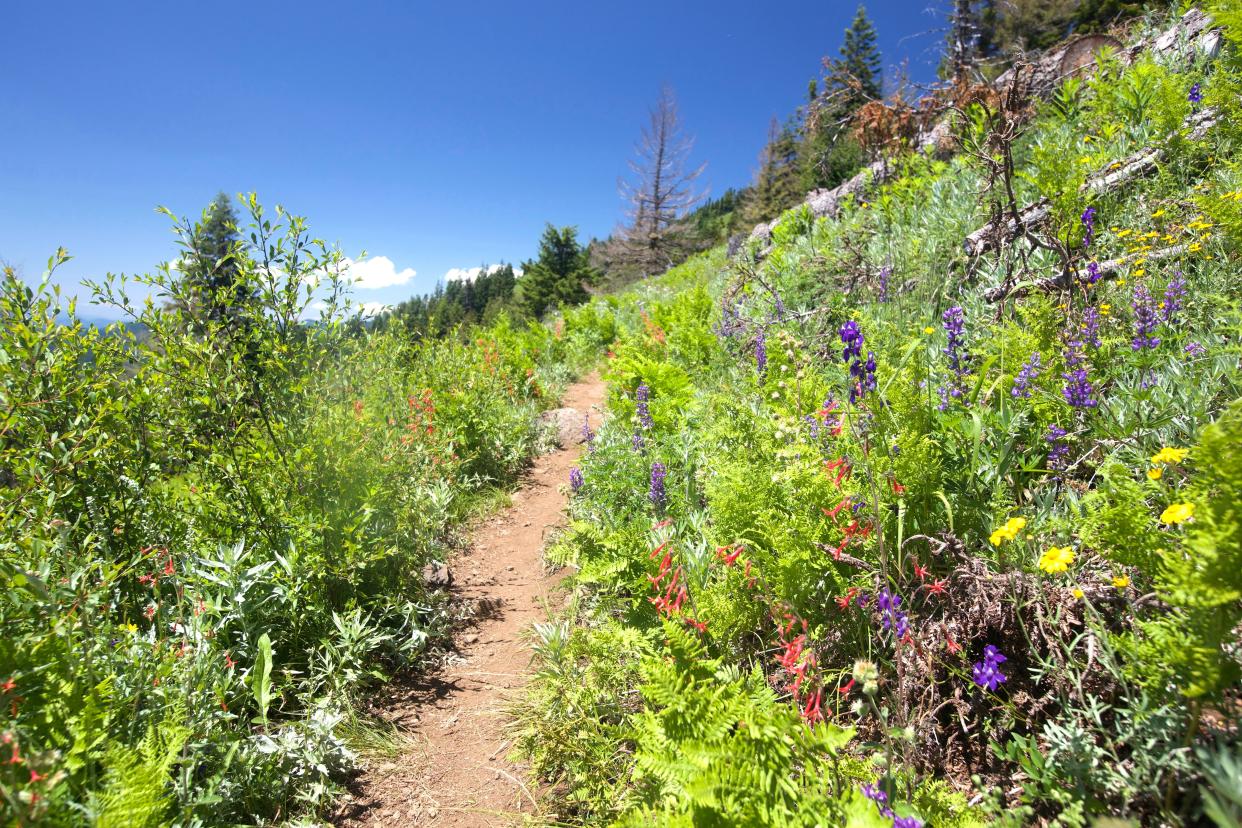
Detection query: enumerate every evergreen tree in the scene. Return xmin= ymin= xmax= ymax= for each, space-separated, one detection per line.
xmin=518 ymin=225 xmax=597 ymax=319
xmin=743 ymin=117 xmax=804 ymax=224
xmin=181 ymin=192 xmax=254 ymax=322
xmin=840 ymin=5 xmax=882 ymax=105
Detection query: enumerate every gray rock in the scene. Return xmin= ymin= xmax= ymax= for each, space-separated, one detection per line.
xmin=421 ymin=562 xmax=452 ymax=588
xmin=538 ymin=407 xmax=588 ymax=448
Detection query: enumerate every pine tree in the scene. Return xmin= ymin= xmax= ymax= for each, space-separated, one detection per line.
xmin=839 ymin=5 xmax=882 ymax=105
xmin=611 ymin=85 xmax=707 ymax=277
xmin=518 ymin=225 xmax=597 ymax=319
xmin=743 ymin=118 xmax=803 ymax=224
xmin=181 ymin=192 xmax=254 ymax=322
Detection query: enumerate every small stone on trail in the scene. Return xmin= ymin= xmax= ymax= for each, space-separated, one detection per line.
xmin=421 ymin=562 xmax=452 ymax=588
xmin=463 ymin=633 xmax=479 ymax=644
xmin=538 ymin=407 xmax=587 ymax=447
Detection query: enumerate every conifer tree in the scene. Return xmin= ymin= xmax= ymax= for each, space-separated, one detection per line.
xmin=840 ymin=5 xmax=883 ymax=105
xmin=518 ymin=225 xmax=597 ymax=318
xmin=181 ymin=192 xmax=254 ymax=322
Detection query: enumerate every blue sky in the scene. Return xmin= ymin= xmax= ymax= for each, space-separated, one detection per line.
xmin=1 ymin=1 xmax=946 ymax=317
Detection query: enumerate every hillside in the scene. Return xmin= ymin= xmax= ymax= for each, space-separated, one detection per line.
xmin=2 ymin=3 xmax=1241 ymax=827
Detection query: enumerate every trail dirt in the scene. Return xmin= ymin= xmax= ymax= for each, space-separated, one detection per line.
xmin=333 ymin=372 xmax=606 ymax=827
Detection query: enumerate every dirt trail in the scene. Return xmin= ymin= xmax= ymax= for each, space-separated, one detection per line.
xmin=334 ymin=373 xmax=606 ymax=827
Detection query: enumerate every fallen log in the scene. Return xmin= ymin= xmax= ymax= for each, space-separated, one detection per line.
xmin=739 ymin=8 xmax=1220 ymax=260
xmin=984 ymin=243 xmax=1189 ymax=303
xmin=964 ymin=106 xmax=1220 ymax=259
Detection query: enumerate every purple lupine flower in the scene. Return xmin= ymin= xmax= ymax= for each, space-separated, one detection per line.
xmin=636 ymin=384 xmax=653 ymax=430
xmin=1046 ymin=424 xmax=1069 ymax=471
xmin=876 ymin=588 xmax=910 ymax=639
xmin=1011 ymin=352 xmax=1042 ymax=399
xmin=893 ymin=818 xmax=924 ymax=828
xmin=861 ymin=784 xmax=888 ymax=807
xmin=1061 ymin=341 xmax=1097 ymax=409
xmin=581 ymin=414 xmax=595 ymax=449
xmin=805 ymin=414 xmax=820 ymax=441
xmin=840 ymin=321 xmax=875 ymax=403
xmin=939 ymin=306 xmax=971 ymax=407
xmin=773 ymin=293 xmax=786 ymax=320
xmin=569 ymin=467 xmax=584 ymax=493
xmin=878 ymin=265 xmax=892 ymax=303
xmin=1081 ymin=206 xmax=1096 ymax=249
xmin=632 ymin=430 xmax=646 ymax=452
xmin=1081 ymin=307 xmax=1101 ymax=349
xmin=1131 ymin=285 xmax=1161 ymax=351
xmin=755 ymin=330 xmax=768 ymax=378
xmin=714 ymin=298 xmax=745 ymax=339
xmin=1086 ymin=260 xmax=1101 ymax=284
xmin=649 ymin=462 xmax=667 ymax=511
xmin=1162 ymin=273 xmax=1186 ymax=324
xmin=1186 ymin=341 xmax=1206 ymax=357
xmin=1189 ymin=83 xmax=1202 ymax=104
xmin=972 ymin=645 xmax=1008 ymax=691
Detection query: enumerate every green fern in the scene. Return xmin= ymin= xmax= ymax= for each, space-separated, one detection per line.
xmin=92 ymin=715 xmax=189 ymax=828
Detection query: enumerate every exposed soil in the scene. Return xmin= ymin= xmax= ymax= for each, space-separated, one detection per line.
xmin=333 ymin=373 xmax=606 ymax=827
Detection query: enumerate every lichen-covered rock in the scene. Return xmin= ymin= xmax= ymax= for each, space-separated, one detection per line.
xmin=538 ymin=407 xmax=588 ymax=448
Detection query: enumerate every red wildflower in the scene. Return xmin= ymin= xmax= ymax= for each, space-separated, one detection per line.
xmin=944 ymin=633 xmax=961 ymax=654
xmin=163 ymin=555 xmax=175 ymax=577
xmin=835 ymin=587 xmax=860 ymax=611
xmin=144 ymin=604 xmax=157 ymax=620
xmin=802 ymin=687 xmax=824 ymax=724
xmin=224 ymin=652 xmax=236 ymax=669
xmin=838 ymin=677 xmax=856 ymax=694
xmin=1 ymin=678 xmax=14 ymax=693
xmin=890 ymin=478 xmax=906 ymax=495
xmin=924 ymin=579 xmax=948 ymax=597
xmin=912 ymin=561 xmax=930 ymax=581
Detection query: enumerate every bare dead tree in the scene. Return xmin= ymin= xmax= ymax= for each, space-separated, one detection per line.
xmin=612 ymin=85 xmax=707 ymax=276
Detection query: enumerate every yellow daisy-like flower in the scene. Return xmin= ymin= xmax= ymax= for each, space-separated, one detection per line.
xmin=1118 ymin=278 xmax=1127 ymax=286
xmin=1134 ymin=269 xmax=1146 ymax=277
xmin=1151 ymin=209 xmax=1165 ymax=218
xmin=990 ymin=517 xmax=1027 ymax=546
xmin=1160 ymin=502 xmax=1195 ymax=524
xmin=1099 ymin=304 xmax=1111 ymax=316
xmin=1116 ymin=228 xmax=1133 ymax=238
xmin=123 ymin=623 xmax=138 ymax=633
xmin=923 ymin=326 xmax=936 ymax=335
xmin=1147 ymin=467 xmax=1163 ymax=481
xmin=1072 ymin=587 xmax=1085 ymax=599
xmin=1039 ymin=546 xmax=1075 ymax=574
xmin=1150 ymin=447 xmax=1189 ymax=465
xmin=1111 ymin=575 xmax=1131 ymax=589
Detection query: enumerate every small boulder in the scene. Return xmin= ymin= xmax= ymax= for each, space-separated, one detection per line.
xmin=538 ymin=407 xmax=588 ymax=448
xmin=421 ymin=562 xmax=452 ymax=589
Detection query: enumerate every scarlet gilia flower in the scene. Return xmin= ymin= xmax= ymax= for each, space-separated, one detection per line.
xmin=912 ymin=561 xmax=929 ymax=581
xmin=224 ymin=653 xmax=236 ymax=669
xmin=890 ymin=478 xmax=906 ymax=495
xmin=802 ymin=686 xmax=824 ymax=725
xmin=924 ymin=579 xmax=948 ymax=597
xmin=824 ymin=458 xmax=852 ymax=487
xmin=835 ymin=586 xmax=861 ymax=611
xmin=838 ymin=677 xmax=856 ymax=694
xmin=715 ymin=544 xmax=743 ymax=566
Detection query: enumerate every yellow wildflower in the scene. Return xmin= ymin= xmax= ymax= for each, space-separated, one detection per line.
xmin=1188 ymin=243 xmax=1202 ymax=253
xmin=990 ymin=517 xmax=1027 ymax=546
xmin=1160 ymin=502 xmax=1195 ymax=524
xmin=1150 ymin=447 xmax=1189 ymax=464
xmin=1116 ymin=228 xmax=1133 ymax=238
xmin=1147 ymin=467 xmax=1163 ymax=481
xmin=1111 ymin=575 xmax=1130 ymax=589
xmin=123 ymin=623 xmax=138 ymax=633
xmin=923 ymin=326 xmax=936 ymax=335
xmin=1151 ymin=209 xmax=1165 ymax=218
xmin=1134 ymin=269 xmax=1146 ymax=278
xmin=1039 ymin=546 xmax=1075 ymax=574
xmin=1072 ymin=587 xmax=1085 ymax=599
xmin=1099 ymin=304 xmax=1111 ymax=316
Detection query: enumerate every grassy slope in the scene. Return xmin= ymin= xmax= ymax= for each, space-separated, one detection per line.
xmin=518 ymin=9 xmax=1242 ymax=828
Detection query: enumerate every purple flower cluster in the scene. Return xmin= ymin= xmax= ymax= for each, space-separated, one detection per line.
xmin=972 ymin=645 xmax=1008 ymax=692
xmin=582 ymin=414 xmax=595 ymax=449
xmin=1186 ymin=342 xmax=1206 ymax=357
xmin=636 ymin=384 xmax=653 ymax=430
xmin=715 ymin=298 xmax=745 ymax=340
xmin=756 ymin=330 xmax=768 ymax=379
xmin=1046 ymin=424 xmax=1069 ymax=472
xmin=1011 ymin=352 xmax=1042 ymax=399
xmin=632 ymin=431 xmax=646 ymax=452
xmin=649 ymin=462 xmax=667 ymax=511
xmin=1061 ymin=340 xmax=1097 ymax=409
xmin=1131 ymin=285 xmax=1161 ymax=351
xmin=878 ymin=265 xmax=892 ymax=303
xmin=1081 ymin=206 xmax=1096 ymax=249
xmin=804 ymin=414 xmax=820 ymax=441
xmin=862 ymin=784 xmax=923 ymax=828
xmin=876 ymin=588 xmax=909 ymax=639
xmin=1081 ymin=307 xmax=1102 ymax=350
xmin=1163 ymin=273 xmax=1186 ymax=324
xmin=569 ymin=467 xmax=584 ymax=493
xmin=1086 ymin=261 xmax=1101 ymax=285
xmin=840 ymin=321 xmax=876 ymax=404
xmin=1189 ymin=82 xmax=1202 ymax=104
xmin=939 ymin=306 xmax=971 ymax=409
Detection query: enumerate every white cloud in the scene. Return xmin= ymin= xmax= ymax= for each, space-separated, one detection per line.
xmin=444 ymin=264 xmax=522 ymax=283
xmin=355 ymin=301 xmax=390 ymax=317
xmin=343 ymin=255 xmax=417 ymax=290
